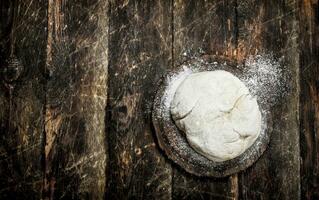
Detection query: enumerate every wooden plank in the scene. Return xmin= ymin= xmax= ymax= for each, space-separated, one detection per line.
xmin=172 ymin=0 xmax=239 ymax=199
xmin=299 ymin=0 xmax=319 ymax=199
xmin=43 ymin=0 xmax=108 ymax=199
xmin=106 ymin=0 xmax=173 ymax=199
xmin=237 ymin=1 xmax=300 ymax=199
xmin=0 ymin=0 xmax=47 ymax=199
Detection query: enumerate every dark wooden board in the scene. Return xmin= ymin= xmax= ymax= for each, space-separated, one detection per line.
xmin=299 ymin=0 xmax=319 ymax=199
xmin=106 ymin=0 xmax=173 ymax=199
xmin=172 ymin=0 xmax=239 ymax=199
xmin=0 ymin=0 xmax=317 ymax=199
xmin=0 ymin=0 xmax=47 ymax=199
xmin=43 ymin=0 xmax=108 ymax=199
xmin=237 ymin=0 xmax=300 ymax=199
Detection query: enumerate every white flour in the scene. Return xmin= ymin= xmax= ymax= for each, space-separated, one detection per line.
xmin=160 ymin=54 xmax=287 ymax=118
xmin=241 ymin=54 xmax=288 ymax=108
xmin=154 ymin=54 xmax=287 ymax=167
xmin=160 ymin=66 xmax=193 ymax=118
xmin=170 ymin=70 xmax=262 ymax=162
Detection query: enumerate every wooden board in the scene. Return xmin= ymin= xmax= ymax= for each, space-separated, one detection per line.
xmin=106 ymin=0 xmax=173 ymax=199
xmin=172 ymin=1 xmax=239 ymax=199
xmin=0 ymin=0 xmax=318 ymax=199
xmin=43 ymin=0 xmax=108 ymax=199
xmin=237 ymin=0 xmax=300 ymax=199
xmin=0 ymin=0 xmax=47 ymax=199
xmin=299 ymin=0 xmax=319 ymax=199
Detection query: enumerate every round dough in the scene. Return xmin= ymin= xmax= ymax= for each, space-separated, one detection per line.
xmin=170 ymin=70 xmax=261 ymax=162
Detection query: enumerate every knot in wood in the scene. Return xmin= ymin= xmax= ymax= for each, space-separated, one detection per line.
xmin=2 ymin=55 xmax=24 ymax=83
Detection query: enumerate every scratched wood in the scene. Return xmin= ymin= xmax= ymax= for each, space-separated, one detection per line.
xmin=172 ymin=0 xmax=239 ymax=199
xmin=299 ymin=0 xmax=319 ymax=199
xmin=106 ymin=0 xmax=173 ymax=199
xmin=43 ymin=0 xmax=108 ymax=199
xmin=236 ymin=0 xmax=300 ymax=199
xmin=0 ymin=0 xmax=46 ymax=199
xmin=0 ymin=0 xmax=318 ymax=199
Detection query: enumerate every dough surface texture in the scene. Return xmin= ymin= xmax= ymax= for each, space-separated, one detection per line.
xmin=170 ymin=70 xmax=261 ymax=162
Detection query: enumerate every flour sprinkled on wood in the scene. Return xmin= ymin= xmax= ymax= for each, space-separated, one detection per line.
xmin=159 ymin=54 xmax=288 ymax=119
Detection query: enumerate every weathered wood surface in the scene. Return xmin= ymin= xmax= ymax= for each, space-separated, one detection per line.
xmin=172 ymin=1 xmax=239 ymax=199
xmin=0 ymin=0 xmax=318 ymax=199
xmin=106 ymin=0 xmax=173 ymax=199
xmin=44 ymin=0 xmax=108 ymax=199
xmin=237 ymin=0 xmax=300 ymax=199
xmin=0 ymin=1 xmax=46 ymax=199
xmin=0 ymin=0 xmax=108 ymax=199
xmin=299 ymin=0 xmax=319 ymax=199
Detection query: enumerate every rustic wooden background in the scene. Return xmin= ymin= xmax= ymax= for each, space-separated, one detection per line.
xmin=0 ymin=0 xmax=318 ymax=199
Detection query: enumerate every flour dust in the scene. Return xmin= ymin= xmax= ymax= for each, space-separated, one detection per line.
xmin=159 ymin=54 xmax=288 ymax=119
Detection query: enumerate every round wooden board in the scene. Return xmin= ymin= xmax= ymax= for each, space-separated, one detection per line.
xmin=152 ymin=55 xmax=272 ymax=177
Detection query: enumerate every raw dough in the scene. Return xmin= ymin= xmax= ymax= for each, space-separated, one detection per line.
xmin=170 ymin=70 xmax=261 ymax=162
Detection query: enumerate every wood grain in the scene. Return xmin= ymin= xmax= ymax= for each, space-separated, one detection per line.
xmin=172 ymin=0 xmax=239 ymax=199
xmin=237 ymin=0 xmax=300 ymax=199
xmin=0 ymin=0 xmax=47 ymax=199
xmin=106 ymin=0 xmax=173 ymax=199
xmin=299 ymin=0 xmax=319 ymax=199
xmin=43 ymin=0 xmax=108 ymax=199
xmin=0 ymin=0 xmax=316 ymax=199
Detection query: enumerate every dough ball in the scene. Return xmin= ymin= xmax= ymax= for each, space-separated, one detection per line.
xmin=170 ymin=70 xmax=261 ymax=162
